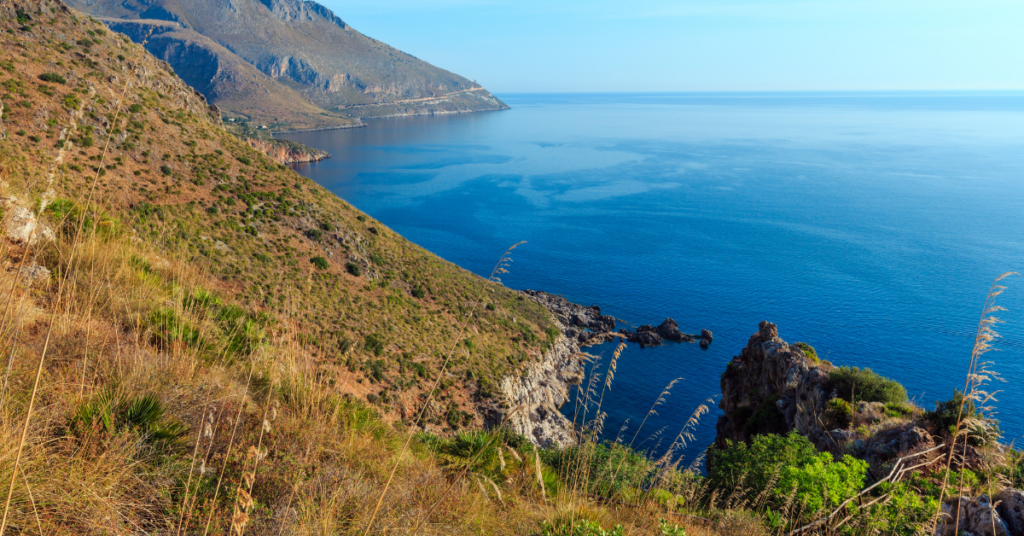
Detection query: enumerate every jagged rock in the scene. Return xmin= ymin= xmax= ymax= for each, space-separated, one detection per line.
xmin=935 ymin=497 xmax=971 ymax=536
xmin=996 ymin=489 xmax=1024 ymax=536
xmin=700 ymin=329 xmax=713 ymax=350
xmin=522 ymin=290 xmax=617 ymax=346
xmin=245 ymin=138 xmax=330 ymax=165
xmin=715 ymin=321 xmax=833 ymax=445
xmin=864 ymin=424 xmax=934 ymax=466
xmin=500 ymin=329 xmax=584 ymax=448
xmin=3 ymin=202 xmax=54 ymax=245
xmin=656 ymin=318 xmax=695 ymax=343
xmin=17 ymin=263 xmax=50 ymax=284
xmin=967 ymin=495 xmax=1010 ymax=536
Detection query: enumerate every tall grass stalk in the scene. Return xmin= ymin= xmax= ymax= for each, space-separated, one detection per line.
xmin=931 ymin=272 xmax=1017 ymax=534
xmin=362 ymin=242 xmax=526 ymax=534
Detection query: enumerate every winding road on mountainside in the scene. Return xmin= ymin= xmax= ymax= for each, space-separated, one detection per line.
xmin=336 ymin=87 xmax=489 ymax=110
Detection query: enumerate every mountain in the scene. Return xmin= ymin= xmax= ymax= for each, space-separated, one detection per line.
xmin=65 ymin=0 xmax=508 ymax=130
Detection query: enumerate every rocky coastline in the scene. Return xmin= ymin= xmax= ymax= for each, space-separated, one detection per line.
xmin=245 ymin=137 xmax=332 ymax=165
xmin=503 ymin=290 xmax=711 ymax=447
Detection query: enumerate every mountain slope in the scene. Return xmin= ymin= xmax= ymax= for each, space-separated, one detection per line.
xmin=65 ymin=0 xmax=509 ymax=129
xmin=0 ymin=0 xmax=555 ymax=444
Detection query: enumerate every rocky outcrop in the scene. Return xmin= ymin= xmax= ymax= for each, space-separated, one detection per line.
xmin=935 ymin=494 xmax=1013 ymax=536
xmin=3 ymin=198 xmax=54 ymax=245
xmin=245 ymin=138 xmax=330 ymax=165
xmin=997 ymin=489 xmax=1024 ymax=536
xmin=716 ymin=321 xmax=832 ymax=445
xmin=521 ymin=290 xmax=617 ymax=346
xmin=500 ymin=328 xmax=584 ymax=448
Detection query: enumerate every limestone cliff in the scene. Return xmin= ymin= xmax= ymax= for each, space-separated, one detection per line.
xmin=245 ymin=138 xmax=330 ymax=165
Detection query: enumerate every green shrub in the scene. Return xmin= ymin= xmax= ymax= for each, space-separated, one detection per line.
xmin=80 ymin=136 xmax=94 ymax=147
xmin=345 ymin=262 xmax=361 ymax=276
xmin=411 ymin=286 xmax=426 ymax=299
xmin=69 ymin=391 xmax=186 ymax=452
xmin=364 ymin=333 xmax=385 ymax=356
xmin=319 ymin=221 xmax=335 ymax=232
xmin=825 ymin=398 xmax=853 ymax=428
xmin=542 ymin=441 xmax=655 ymax=497
xmin=708 ymin=432 xmax=867 ymax=516
xmin=792 ymin=342 xmax=818 ymax=362
xmin=924 ymin=390 xmax=1000 ymax=445
xmin=15 ymin=130 xmax=25 ymax=136
xmin=39 ymin=72 xmax=66 ymax=84
xmin=310 ymin=256 xmax=329 ymax=270
xmin=237 ymin=156 xmax=252 ymax=166
xmin=828 ymin=366 xmax=907 ymax=405
xmin=62 ymin=94 xmax=80 ymax=110
xmin=147 ymin=309 xmax=202 ymax=349
xmin=307 ymin=228 xmax=323 ymax=241
xmin=541 ymin=519 xmax=624 ymax=536
xmin=160 ymin=165 xmax=172 ymax=176
xmin=128 ymin=103 xmax=143 ymax=113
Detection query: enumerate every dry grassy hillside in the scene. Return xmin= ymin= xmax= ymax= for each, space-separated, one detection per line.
xmin=0 ymin=0 xmax=562 ymax=428
xmin=1 ymin=2 xmax=1020 ymax=535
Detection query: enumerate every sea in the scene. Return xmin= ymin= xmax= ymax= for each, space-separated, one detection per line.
xmin=280 ymin=92 xmax=1024 ymax=463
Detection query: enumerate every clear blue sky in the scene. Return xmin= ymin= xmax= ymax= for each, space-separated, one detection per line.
xmin=320 ymin=0 xmax=1024 ymax=93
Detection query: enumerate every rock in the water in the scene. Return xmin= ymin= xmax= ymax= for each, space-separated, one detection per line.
xmin=996 ymin=489 xmax=1024 ymax=536
xmin=701 ymin=329 xmax=713 ymax=343
xmin=656 ymin=318 xmax=695 ymax=343
xmin=700 ymin=338 xmax=710 ymax=350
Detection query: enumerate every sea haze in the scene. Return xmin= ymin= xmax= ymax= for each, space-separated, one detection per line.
xmin=281 ymin=91 xmax=1024 ymax=462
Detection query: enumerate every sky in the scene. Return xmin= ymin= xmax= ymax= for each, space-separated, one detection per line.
xmin=319 ymin=0 xmax=1024 ymax=94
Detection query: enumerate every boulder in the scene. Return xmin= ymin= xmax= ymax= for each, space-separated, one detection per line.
xmin=996 ymin=489 xmax=1024 ymax=536
xmin=4 ymin=203 xmax=54 ymax=245
xmin=656 ymin=318 xmax=696 ymax=343
xmin=934 ymin=497 xmax=970 ymax=536
xmin=966 ymin=495 xmax=1009 ymax=536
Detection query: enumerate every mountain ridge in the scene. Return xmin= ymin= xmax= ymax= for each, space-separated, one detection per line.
xmin=66 ymin=0 xmax=508 ymax=131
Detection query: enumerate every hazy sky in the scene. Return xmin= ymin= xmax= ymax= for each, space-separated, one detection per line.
xmin=320 ymin=0 xmax=1024 ymax=93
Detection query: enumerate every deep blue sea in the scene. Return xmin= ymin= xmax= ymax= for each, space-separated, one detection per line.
xmin=281 ymin=92 xmax=1024 ymax=462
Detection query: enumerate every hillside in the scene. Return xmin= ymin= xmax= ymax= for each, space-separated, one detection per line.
xmin=3 ymin=2 xmax=1023 ymax=535
xmin=64 ymin=0 xmax=509 ymax=130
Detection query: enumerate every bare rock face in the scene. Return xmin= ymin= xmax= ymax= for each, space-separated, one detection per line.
xmin=715 ymin=321 xmax=833 ymax=445
xmin=966 ymin=495 xmax=1010 ymax=536
xmin=500 ymin=329 xmax=584 ymax=448
xmin=934 ymin=495 xmax=1016 ymax=536
xmin=935 ymin=496 xmax=971 ymax=536
xmin=862 ymin=424 xmax=935 ymax=466
xmin=3 ymin=200 xmax=54 ymax=245
xmin=245 ymin=138 xmax=330 ymax=165
xmin=997 ymin=489 xmax=1024 ymax=536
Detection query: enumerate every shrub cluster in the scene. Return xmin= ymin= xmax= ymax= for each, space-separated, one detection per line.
xmin=828 ymin=366 xmax=907 ymax=405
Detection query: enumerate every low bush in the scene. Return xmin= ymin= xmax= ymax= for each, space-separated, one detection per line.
xmin=708 ymin=432 xmax=868 ymax=516
xmin=345 ymin=261 xmax=361 ymax=276
xmin=828 ymin=366 xmax=907 ymax=405
xmin=68 ymin=391 xmax=186 ymax=452
xmin=310 ymin=256 xmax=328 ymax=270
xmin=925 ymin=389 xmax=1001 ymax=445
xmin=39 ymin=72 xmax=66 ymax=84
xmin=364 ymin=333 xmax=385 ymax=356
xmin=825 ymin=397 xmax=853 ymax=428
xmin=791 ymin=341 xmax=818 ymax=362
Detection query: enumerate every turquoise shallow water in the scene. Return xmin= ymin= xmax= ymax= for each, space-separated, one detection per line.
xmin=282 ymin=92 xmax=1024 ymax=460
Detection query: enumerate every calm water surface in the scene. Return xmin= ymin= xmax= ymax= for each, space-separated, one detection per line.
xmin=281 ymin=92 xmax=1024 ymax=461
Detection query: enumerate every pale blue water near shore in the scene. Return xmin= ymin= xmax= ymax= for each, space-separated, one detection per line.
xmin=281 ymin=92 xmax=1024 ymax=461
